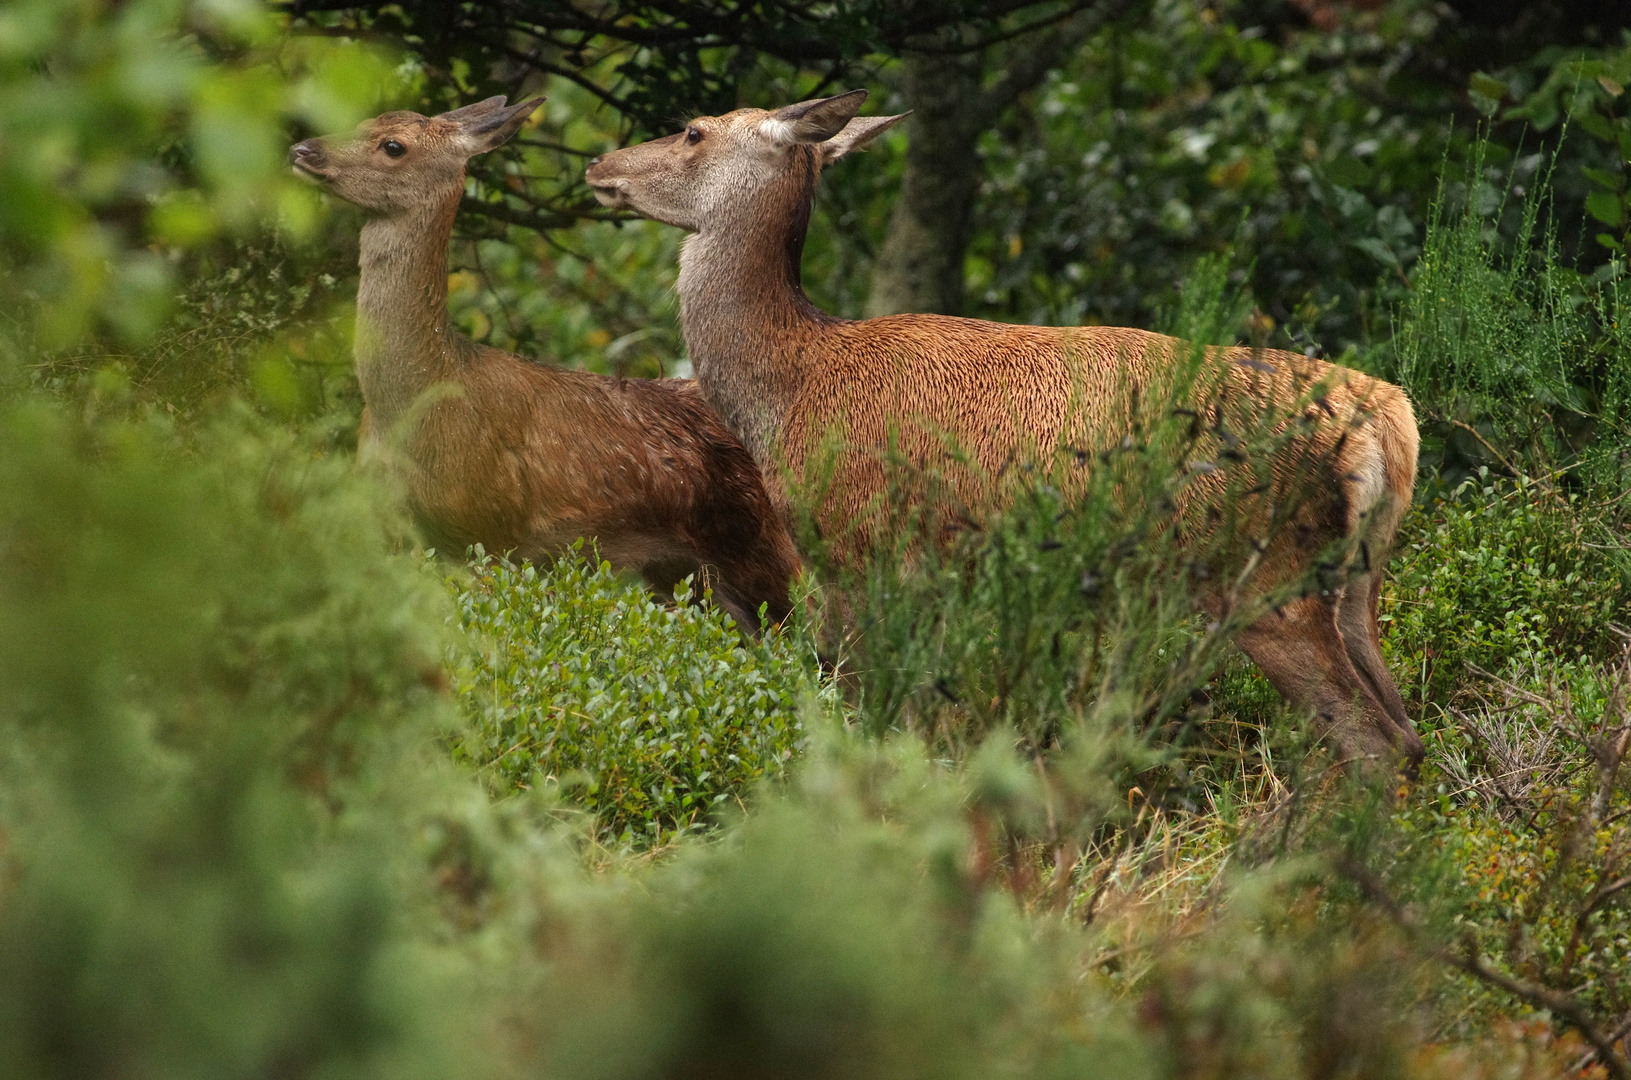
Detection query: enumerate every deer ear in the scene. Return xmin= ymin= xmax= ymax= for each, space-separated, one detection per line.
xmin=819 ymin=111 xmax=910 ymax=163
xmin=439 ymin=96 xmax=509 ymax=124
xmin=761 ymin=89 xmax=869 ymax=146
xmin=456 ymin=97 xmax=544 ymax=155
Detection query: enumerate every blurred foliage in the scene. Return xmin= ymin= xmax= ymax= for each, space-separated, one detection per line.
xmin=29 ymin=234 xmax=360 ymax=421
xmin=0 ymin=0 xmax=399 ymax=349
xmin=0 ymin=400 xmax=454 ymax=1078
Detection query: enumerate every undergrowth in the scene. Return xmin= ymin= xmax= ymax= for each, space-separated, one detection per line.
xmin=1381 ymin=470 xmax=1631 ymax=713
xmin=445 ymin=549 xmax=817 ymax=844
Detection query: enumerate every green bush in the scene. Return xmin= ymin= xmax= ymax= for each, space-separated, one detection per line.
xmin=0 ymin=401 xmax=454 ymax=1079
xmin=445 ymin=550 xmax=817 ymax=844
xmin=485 ymin=729 xmax=1445 ymax=1080
xmin=1381 ymin=472 xmax=1630 ymax=711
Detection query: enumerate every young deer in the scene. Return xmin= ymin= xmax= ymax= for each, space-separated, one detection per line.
xmin=289 ymin=97 xmax=797 ymax=629
xmin=586 ymin=90 xmax=1424 ymax=768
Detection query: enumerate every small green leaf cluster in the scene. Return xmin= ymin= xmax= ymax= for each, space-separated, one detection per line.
xmin=446 ymin=550 xmax=815 ymax=844
xmin=1381 ymin=471 xmax=1629 ymax=709
xmin=0 ymin=0 xmax=398 ymax=347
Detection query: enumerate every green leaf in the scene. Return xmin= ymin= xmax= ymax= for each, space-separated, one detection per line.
xmin=1469 ymin=72 xmax=1508 ymax=102
xmin=1585 ymin=189 xmax=1626 ymax=228
xmin=1352 ymin=235 xmax=1401 ymax=269
xmin=1575 ymin=108 xmax=1618 ymax=143
xmin=1469 ymin=72 xmax=1507 ymax=117
xmin=1582 ymin=166 xmax=1627 ymax=193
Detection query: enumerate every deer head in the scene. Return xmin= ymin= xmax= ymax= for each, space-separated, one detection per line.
xmin=585 ymin=90 xmax=908 ymax=232
xmin=289 ymin=96 xmax=542 ymax=214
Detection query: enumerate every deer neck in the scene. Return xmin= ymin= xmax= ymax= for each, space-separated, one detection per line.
xmin=354 ymin=188 xmax=467 ymax=431
xmin=675 ymin=153 xmax=829 ymax=464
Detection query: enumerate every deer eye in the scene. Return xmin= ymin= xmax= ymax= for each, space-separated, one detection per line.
xmin=686 ymin=126 xmax=703 ymax=144
xmin=381 ymin=140 xmax=406 ymax=158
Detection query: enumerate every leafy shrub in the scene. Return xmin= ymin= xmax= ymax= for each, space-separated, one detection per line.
xmin=0 ymin=400 xmax=453 ymax=1079
xmin=446 ymin=550 xmax=816 ymax=844
xmin=1381 ymin=472 xmax=1630 ymax=711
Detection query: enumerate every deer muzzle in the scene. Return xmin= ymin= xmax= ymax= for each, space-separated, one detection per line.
xmin=583 ymin=157 xmax=629 ymax=207
xmin=288 ymin=140 xmax=330 ymax=180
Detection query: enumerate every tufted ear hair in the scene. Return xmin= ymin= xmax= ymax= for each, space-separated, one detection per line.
xmin=819 ymin=111 xmax=910 ymax=164
xmin=452 ymin=96 xmax=545 ymax=156
xmin=759 ymin=89 xmax=869 ymax=146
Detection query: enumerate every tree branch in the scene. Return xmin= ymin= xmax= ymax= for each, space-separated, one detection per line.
xmin=457 ymin=195 xmax=611 ymax=234
xmin=969 ymin=0 xmax=1148 ymax=129
xmin=1336 ymin=854 xmax=1630 ymax=1080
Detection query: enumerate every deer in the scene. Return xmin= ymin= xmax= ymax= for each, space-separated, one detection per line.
xmin=288 ymin=96 xmax=798 ymax=631
xmin=585 ymin=89 xmax=1425 ymax=770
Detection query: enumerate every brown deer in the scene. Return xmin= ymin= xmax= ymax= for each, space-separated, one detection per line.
xmin=586 ymin=90 xmax=1424 ymax=768
xmin=289 ymin=97 xmax=797 ymax=630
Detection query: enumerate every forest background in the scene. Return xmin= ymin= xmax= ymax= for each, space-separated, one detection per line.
xmin=6 ymin=0 xmax=1631 ymax=1077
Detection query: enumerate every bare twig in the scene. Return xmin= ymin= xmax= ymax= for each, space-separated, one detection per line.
xmin=1576 ymin=1012 xmax=1631 ymax=1074
xmin=1444 ymin=417 xmax=1526 ymax=482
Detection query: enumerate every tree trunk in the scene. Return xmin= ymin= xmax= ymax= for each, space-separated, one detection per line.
xmin=864 ymin=52 xmax=986 ymax=318
xmin=864 ymin=2 xmax=1141 ymax=319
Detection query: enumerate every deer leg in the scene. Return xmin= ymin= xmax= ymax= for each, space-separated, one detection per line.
xmin=1235 ymin=592 xmax=1407 ymax=769
xmin=687 ymin=503 xmax=800 ymax=633
xmin=704 ymin=538 xmax=798 ymax=633
xmin=1335 ymin=570 xmax=1424 ymax=766
xmin=638 ymin=554 xmax=703 ymax=603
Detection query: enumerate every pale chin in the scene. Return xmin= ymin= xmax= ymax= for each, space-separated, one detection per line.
xmin=590 ymin=187 xmax=624 ymax=208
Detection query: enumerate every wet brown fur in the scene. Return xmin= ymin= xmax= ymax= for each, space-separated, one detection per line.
xmin=587 ymin=93 xmax=1424 ymax=765
xmin=291 ymin=99 xmax=797 ymax=629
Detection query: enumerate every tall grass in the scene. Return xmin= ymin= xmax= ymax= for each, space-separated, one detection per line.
xmin=1388 ymin=134 xmax=1631 ymax=478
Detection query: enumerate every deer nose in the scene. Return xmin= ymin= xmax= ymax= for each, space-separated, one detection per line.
xmin=588 ymin=155 xmax=602 ymax=167
xmin=289 ymin=140 xmax=322 ymax=165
